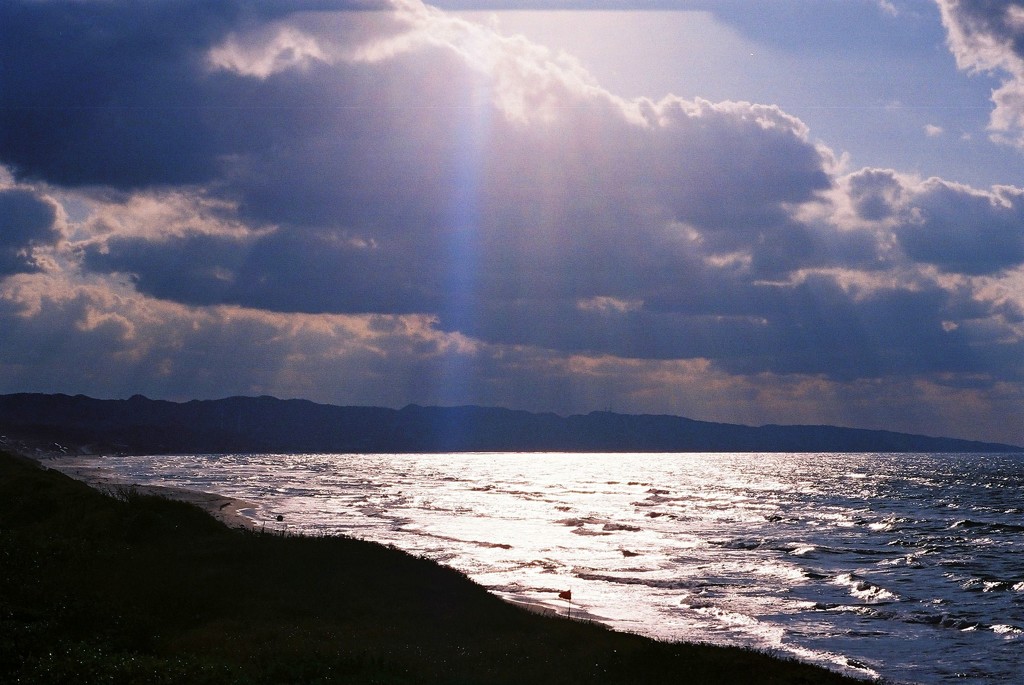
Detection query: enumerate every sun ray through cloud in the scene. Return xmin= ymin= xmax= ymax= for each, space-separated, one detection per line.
xmin=0 ymin=0 xmax=1021 ymax=445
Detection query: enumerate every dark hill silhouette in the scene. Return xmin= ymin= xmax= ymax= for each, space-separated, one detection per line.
xmin=0 ymin=393 xmax=1019 ymax=454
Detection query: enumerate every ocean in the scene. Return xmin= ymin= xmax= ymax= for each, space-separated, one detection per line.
xmin=53 ymin=452 xmax=1023 ymax=684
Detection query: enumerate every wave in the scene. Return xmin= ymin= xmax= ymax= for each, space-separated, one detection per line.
xmin=555 ymin=516 xmax=605 ymax=526
xmin=555 ymin=516 xmax=643 ymax=534
xmin=708 ymin=537 xmax=766 ymax=550
xmin=949 ymin=519 xmax=1024 ymax=534
xmin=403 ymin=528 xmax=513 ymax=550
xmin=73 ymin=451 xmax=1024 ymax=685
xmin=787 ymin=545 xmax=816 ymax=557
xmin=833 ymin=573 xmax=898 ymax=603
xmin=907 ymin=611 xmax=984 ymax=632
xmin=516 ymin=558 xmax=564 ymax=573
xmin=575 ymin=571 xmax=703 ymax=591
xmin=960 ymin=577 xmax=1024 ymax=593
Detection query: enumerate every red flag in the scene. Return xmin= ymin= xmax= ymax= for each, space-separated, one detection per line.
xmin=558 ymin=589 xmax=572 ymax=601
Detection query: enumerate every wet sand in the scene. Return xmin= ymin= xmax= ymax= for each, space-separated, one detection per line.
xmin=499 ymin=596 xmax=605 ymax=623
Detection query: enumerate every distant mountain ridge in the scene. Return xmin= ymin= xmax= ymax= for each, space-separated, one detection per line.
xmin=0 ymin=393 xmax=1019 ymax=455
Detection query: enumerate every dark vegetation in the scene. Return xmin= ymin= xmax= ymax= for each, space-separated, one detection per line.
xmin=0 ymin=449 xmax=868 ymax=684
xmin=2 ymin=392 xmax=1019 ymax=455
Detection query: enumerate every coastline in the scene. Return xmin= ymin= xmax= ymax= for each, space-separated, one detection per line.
xmin=48 ymin=460 xmax=260 ymax=531
xmin=29 ymin=445 xmax=613 ymax=624
xmin=0 ymin=438 xmax=871 ymax=684
xmin=5 ymin=442 xmax=702 ymax=630
xmin=23 ymin=448 xmax=597 ymax=617
xmin=3 ymin=435 xmax=259 ymax=531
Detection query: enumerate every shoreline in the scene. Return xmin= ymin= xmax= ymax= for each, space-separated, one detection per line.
xmin=26 ymin=451 xmax=589 ymax=608
xmin=1 ymin=438 xmax=875 ymax=684
xmin=1 ymin=445 xmax=869 ymax=685
xmin=4 ymin=436 xmax=260 ymax=531
xmin=49 ymin=459 xmax=260 ymax=531
xmin=23 ymin=445 xmax=610 ymax=622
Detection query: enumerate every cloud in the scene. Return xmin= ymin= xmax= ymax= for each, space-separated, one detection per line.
xmin=33 ymin=2 xmax=836 ymax=315
xmin=895 ymin=179 xmax=1024 ymax=275
xmin=207 ymin=25 xmax=332 ymax=78
xmin=0 ymin=188 xmax=62 ymax=275
xmin=877 ymin=0 xmax=899 ymax=16
xmin=845 ymin=167 xmax=905 ymax=221
xmin=0 ymin=0 xmax=389 ymax=187
xmin=1 ymin=271 xmax=1020 ymax=445
xmin=936 ymin=0 xmax=1024 ymax=148
xmin=0 ymin=1 xmax=243 ymax=187
xmin=0 ymin=0 xmax=1023 ymax=445
xmin=0 ymin=272 xmax=472 ymax=404
xmin=840 ymin=168 xmax=1024 ymax=275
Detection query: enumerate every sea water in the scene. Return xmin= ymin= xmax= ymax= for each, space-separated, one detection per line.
xmin=52 ymin=452 xmax=1024 ymax=684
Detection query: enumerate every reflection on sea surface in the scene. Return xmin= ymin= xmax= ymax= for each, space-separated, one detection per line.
xmin=54 ymin=452 xmax=1024 ymax=685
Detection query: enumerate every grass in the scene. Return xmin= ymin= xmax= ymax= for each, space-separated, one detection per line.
xmin=0 ymin=450 xmax=869 ymax=684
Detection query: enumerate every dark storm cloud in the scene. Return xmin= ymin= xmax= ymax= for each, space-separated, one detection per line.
xmin=45 ymin=0 xmax=838 ymax=319
xmin=81 ymin=233 xmax=252 ymax=306
xmin=436 ymin=270 xmax=1020 ymax=383
xmin=723 ymin=277 xmax=1016 ymax=379
xmin=81 ymin=224 xmax=449 ymax=314
xmin=0 ymin=0 xmax=387 ymax=188
xmin=0 ymin=188 xmax=60 ymax=275
xmin=896 ymin=180 xmax=1024 ymax=275
xmin=3 ymin=0 xmax=1023 ymax=404
xmin=229 ymin=228 xmax=448 ymax=314
xmin=844 ymin=168 xmax=1024 ymax=275
xmin=224 ymin=47 xmax=484 ymax=232
xmin=0 ymin=1 xmax=241 ymax=187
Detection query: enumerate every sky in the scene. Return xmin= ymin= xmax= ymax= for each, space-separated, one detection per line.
xmin=1 ymin=0 xmax=1023 ymax=446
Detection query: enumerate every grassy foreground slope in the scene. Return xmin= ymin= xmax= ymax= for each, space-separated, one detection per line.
xmin=0 ymin=451 xmax=865 ymax=684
